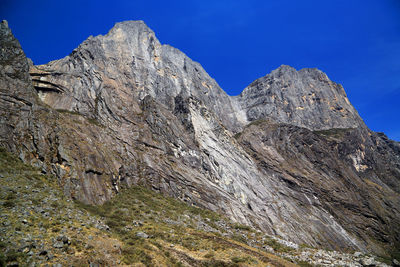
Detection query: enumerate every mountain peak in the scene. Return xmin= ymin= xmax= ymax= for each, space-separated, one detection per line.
xmin=108 ymin=20 xmax=153 ymax=35
xmin=236 ymin=65 xmax=363 ymax=130
xmin=271 ymin=64 xmax=297 ymax=74
xmin=1 ymin=19 xmax=8 ymax=28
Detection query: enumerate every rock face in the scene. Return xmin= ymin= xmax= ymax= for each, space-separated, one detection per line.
xmin=233 ymin=65 xmax=364 ymax=130
xmin=1 ymin=20 xmax=399 ymax=257
xmin=30 ymin=21 xmax=240 ymax=132
xmin=0 ymin=20 xmax=36 ymax=152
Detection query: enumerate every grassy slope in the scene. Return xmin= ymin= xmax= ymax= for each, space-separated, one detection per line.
xmin=0 ymin=147 xmax=296 ymax=266
xmin=0 ymin=147 xmax=122 ymax=266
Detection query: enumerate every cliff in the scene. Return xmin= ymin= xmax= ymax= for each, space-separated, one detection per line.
xmin=1 ymin=20 xmax=399 ymax=259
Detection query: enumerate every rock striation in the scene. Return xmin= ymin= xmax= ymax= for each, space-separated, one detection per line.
xmin=1 ymin=20 xmax=399 ymax=258
xmin=29 ymin=21 xmax=240 ymax=132
xmin=233 ymin=64 xmax=364 ymax=130
xmin=0 ymin=20 xmax=37 ymax=152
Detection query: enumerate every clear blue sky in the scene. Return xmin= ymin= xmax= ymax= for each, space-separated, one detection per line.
xmin=1 ymin=0 xmax=399 ymax=140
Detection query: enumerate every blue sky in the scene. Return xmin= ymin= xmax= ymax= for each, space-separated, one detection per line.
xmin=1 ymin=0 xmax=399 ymax=140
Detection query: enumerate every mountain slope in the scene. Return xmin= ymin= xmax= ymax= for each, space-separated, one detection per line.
xmin=0 ymin=146 xmax=301 ymax=266
xmin=1 ymin=19 xmax=399 ymax=259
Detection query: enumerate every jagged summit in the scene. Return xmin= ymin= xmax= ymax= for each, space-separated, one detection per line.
xmin=109 ymin=20 xmax=151 ymax=33
xmin=235 ymin=64 xmax=363 ymax=130
xmin=32 ymin=20 xmax=363 ymax=132
xmin=31 ymin=19 xmax=241 ymax=132
xmin=113 ymin=19 xmax=148 ymax=27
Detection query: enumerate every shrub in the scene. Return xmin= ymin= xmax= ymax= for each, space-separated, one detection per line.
xmin=204 ymin=252 xmax=214 ymax=259
xmin=297 ymin=260 xmax=313 ymax=267
xmin=233 ymin=223 xmax=251 ymax=231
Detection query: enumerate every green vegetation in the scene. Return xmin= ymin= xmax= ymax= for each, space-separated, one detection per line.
xmin=248 ymin=119 xmax=269 ymax=127
xmin=56 ymin=108 xmax=81 ymax=116
xmin=233 ymin=223 xmax=252 ymax=231
xmin=231 ymin=256 xmax=257 ymax=264
xmin=313 ymin=127 xmax=353 ymax=140
xmin=263 ymin=237 xmax=295 ymax=253
xmin=0 ymin=147 xmax=123 ymax=265
xmin=77 ymin=186 xmax=293 ymax=266
xmin=0 ymin=147 xmax=295 ymax=266
xmin=299 ymin=243 xmax=315 ymax=249
xmin=296 ymin=260 xmax=314 ymax=267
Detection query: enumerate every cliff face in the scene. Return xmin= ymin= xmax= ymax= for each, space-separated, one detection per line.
xmin=0 ymin=20 xmax=36 ymax=152
xmin=30 ymin=21 xmax=240 ymax=132
xmin=1 ymin=20 xmax=399 ymax=256
xmin=233 ymin=65 xmax=364 ymax=130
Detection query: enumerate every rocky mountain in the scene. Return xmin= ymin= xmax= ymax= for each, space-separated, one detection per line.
xmin=233 ymin=64 xmax=364 ymax=130
xmin=1 ymin=19 xmax=399 ymax=262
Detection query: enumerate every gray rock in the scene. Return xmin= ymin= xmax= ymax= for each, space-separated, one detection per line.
xmin=1 ymin=20 xmax=8 ymax=28
xmin=360 ymin=257 xmax=376 ymax=266
xmin=354 ymin=251 xmax=363 ymax=257
xmin=46 ymin=252 xmax=54 ymax=260
xmin=263 ymin=246 xmax=274 ymax=253
xmin=132 ymin=220 xmax=143 ymax=227
xmin=6 ymin=262 xmax=19 ymax=267
xmin=53 ymin=241 xmax=64 ymax=248
xmin=56 ymin=235 xmax=69 ymax=244
xmin=136 ymin=231 xmax=149 ymax=239
xmin=233 ymin=65 xmax=363 ymax=130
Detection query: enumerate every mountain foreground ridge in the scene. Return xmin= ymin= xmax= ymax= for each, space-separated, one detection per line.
xmin=1 ymin=19 xmax=399 ymax=264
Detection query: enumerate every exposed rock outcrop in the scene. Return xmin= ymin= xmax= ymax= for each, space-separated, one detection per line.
xmin=29 ymin=21 xmax=241 ymax=132
xmin=0 ymin=19 xmax=37 ymax=152
xmin=236 ymin=121 xmax=400 ymax=255
xmin=233 ymin=64 xmax=364 ymax=130
xmin=1 ymin=20 xmax=399 ymax=258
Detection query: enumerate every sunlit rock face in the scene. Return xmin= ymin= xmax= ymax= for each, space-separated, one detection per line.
xmin=1 ymin=20 xmax=399 ymax=256
xmin=30 ymin=21 xmax=241 ymax=132
xmin=233 ymin=64 xmax=364 ymax=130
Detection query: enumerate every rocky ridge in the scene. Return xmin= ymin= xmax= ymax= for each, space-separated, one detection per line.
xmin=1 ymin=19 xmax=399 ymax=261
xmin=233 ymin=64 xmax=364 ymax=130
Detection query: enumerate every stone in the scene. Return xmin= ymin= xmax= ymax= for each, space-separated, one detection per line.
xmin=393 ymin=259 xmax=400 ymax=267
xmin=53 ymin=241 xmax=64 ymax=248
xmin=136 ymin=231 xmax=149 ymax=239
xmin=132 ymin=220 xmax=143 ymax=227
xmin=46 ymin=253 xmax=54 ymax=260
xmin=360 ymin=257 xmax=376 ymax=266
xmin=38 ymin=250 xmax=48 ymax=256
xmin=84 ymin=243 xmax=94 ymax=249
xmin=263 ymin=246 xmax=274 ymax=253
